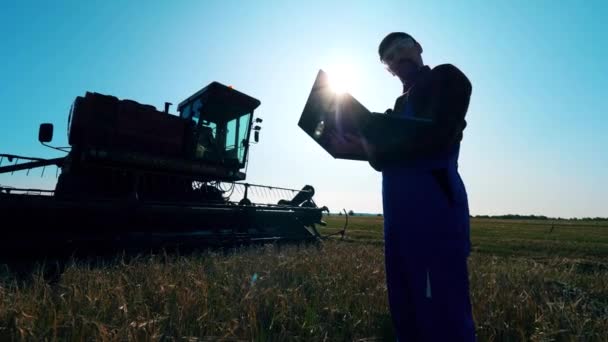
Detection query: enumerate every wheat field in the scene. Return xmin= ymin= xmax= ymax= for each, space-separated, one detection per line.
xmin=0 ymin=217 xmax=606 ymax=341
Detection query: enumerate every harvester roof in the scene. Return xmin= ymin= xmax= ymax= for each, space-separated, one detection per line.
xmin=177 ymin=82 xmax=261 ymax=122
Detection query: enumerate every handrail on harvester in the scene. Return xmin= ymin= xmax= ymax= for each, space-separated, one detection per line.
xmin=0 ymin=154 xmax=65 ymax=175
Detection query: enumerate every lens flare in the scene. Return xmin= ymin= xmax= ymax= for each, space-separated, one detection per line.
xmin=325 ymin=63 xmax=356 ymax=94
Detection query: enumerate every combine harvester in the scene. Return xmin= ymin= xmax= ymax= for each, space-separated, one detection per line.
xmin=0 ymin=82 xmax=336 ymax=259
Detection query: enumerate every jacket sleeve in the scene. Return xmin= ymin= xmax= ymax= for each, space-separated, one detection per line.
xmin=364 ymin=64 xmax=472 ymax=170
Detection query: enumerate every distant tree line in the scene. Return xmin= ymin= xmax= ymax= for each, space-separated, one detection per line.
xmin=327 ymin=212 xmax=605 ymax=221
xmin=473 ymin=214 xmax=608 ymax=221
xmin=330 ymin=211 xmax=383 ymax=217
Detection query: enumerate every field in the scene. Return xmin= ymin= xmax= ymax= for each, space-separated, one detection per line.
xmin=0 ymin=217 xmax=607 ymax=341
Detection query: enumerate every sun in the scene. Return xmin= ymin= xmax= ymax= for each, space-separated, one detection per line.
xmin=325 ymin=63 xmax=356 ymax=95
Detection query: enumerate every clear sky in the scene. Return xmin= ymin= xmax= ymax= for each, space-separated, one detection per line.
xmin=1 ymin=0 xmax=607 ymax=218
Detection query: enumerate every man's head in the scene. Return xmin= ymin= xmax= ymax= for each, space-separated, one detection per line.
xmin=378 ymin=32 xmax=424 ymax=83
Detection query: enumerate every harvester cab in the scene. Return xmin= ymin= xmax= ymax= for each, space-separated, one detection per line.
xmin=177 ymin=82 xmax=261 ymax=175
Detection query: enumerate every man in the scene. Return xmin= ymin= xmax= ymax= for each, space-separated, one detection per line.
xmin=369 ymin=32 xmax=476 ymax=341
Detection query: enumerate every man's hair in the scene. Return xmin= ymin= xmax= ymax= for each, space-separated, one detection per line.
xmin=378 ymin=32 xmax=417 ymax=60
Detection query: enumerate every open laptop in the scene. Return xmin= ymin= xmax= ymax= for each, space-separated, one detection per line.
xmin=298 ymin=69 xmax=436 ymax=162
xmin=297 ymin=69 xmax=373 ymax=161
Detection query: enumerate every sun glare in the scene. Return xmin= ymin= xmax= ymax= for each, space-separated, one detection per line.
xmin=325 ymin=63 xmax=356 ymax=95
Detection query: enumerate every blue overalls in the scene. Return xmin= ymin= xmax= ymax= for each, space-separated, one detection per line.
xmin=381 ymin=100 xmax=476 ymax=341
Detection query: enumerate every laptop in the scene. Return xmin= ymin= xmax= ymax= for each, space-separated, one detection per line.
xmin=297 ymin=69 xmax=374 ymax=161
xmin=298 ymin=69 xmax=438 ymax=162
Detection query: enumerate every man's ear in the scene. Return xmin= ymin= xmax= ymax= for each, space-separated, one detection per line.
xmin=416 ymin=42 xmax=423 ymax=54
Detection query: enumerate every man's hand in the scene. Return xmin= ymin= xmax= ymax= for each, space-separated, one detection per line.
xmin=326 ymin=131 xmax=368 ymax=157
xmin=371 ymin=109 xmax=394 ymax=116
xmin=326 ymin=130 xmax=385 ymax=172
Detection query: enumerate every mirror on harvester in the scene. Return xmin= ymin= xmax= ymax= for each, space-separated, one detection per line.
xmin=254 ymin=125 xmax=261 ymax=143
xmin=38 ymin=123 xmax=54 ymax=143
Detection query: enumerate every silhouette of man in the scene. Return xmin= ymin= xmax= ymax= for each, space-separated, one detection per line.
xmin=371 ymin=32 xmax=476 ymax=341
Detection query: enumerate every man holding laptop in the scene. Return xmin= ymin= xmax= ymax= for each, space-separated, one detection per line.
xmin=372 ymin=32 xmax=475 ymax=341
xmin=299 ymin=31 xmax=475 ymax=340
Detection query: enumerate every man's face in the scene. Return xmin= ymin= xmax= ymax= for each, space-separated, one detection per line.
xmin=381 ymin=37 xmax=423 ymax=80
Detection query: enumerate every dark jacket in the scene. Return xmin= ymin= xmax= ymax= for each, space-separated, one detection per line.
xmin=365 ymin=64 xmax=472 ymax=171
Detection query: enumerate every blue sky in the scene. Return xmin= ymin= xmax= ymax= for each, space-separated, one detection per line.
xmin=1 ymin=0 xmax=606 ymax=218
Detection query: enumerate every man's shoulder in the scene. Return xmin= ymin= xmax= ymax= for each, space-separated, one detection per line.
xmin=429 ymin=64 xmax=472 ymax=91
xmin=430 ymin=63 xmax=467 ymax=78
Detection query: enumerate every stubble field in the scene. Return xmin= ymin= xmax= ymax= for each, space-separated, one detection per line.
xmin=1 ymin=216 xmax=607 ymax=341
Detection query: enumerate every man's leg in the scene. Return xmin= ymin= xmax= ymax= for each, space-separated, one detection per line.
xmin=384 ymin=245 xmax=417 ymax=341
xmin=407 ymin=252 xmax=476 ymax=341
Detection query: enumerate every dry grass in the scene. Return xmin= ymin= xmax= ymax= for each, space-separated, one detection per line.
xmin=0 ymin=217 xmax=607 ymax=341
xmin=1 ymin=243 xmax=391 ymax=341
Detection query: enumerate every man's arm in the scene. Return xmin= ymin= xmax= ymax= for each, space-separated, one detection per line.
xmin=364 ymin=64 xmax=472 ymax=169
xmin=416 ymin=64 xmax=472 ymax=153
